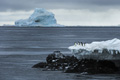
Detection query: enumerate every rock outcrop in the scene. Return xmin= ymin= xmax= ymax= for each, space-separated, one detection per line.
xmin=32 ymin=51 xmax=119 ymax=74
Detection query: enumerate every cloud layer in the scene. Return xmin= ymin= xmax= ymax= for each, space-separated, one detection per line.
xmin=1 ymin=0 xmax=120 ymax=11
xmin=1 ymin=0 xmax=120 ymax=26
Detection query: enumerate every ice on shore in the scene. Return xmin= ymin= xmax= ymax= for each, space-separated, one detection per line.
xmin=68 ymin=38 xmax=120 ymax=59
xmin=15 ymin=8 xmax=63 ymax=27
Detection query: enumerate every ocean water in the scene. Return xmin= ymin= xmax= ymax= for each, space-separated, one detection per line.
xmin=1 ymin=26 xmax=120 ymax=55
xmin=0 ymin=26 xmax=120 ymax=80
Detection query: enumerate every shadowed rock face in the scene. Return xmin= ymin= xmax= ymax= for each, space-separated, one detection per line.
xmin=32 ymin=51 xmax=119 ymax=74
xmin=32 ymin=51 xmax=78 ymax=70
xmin=32 ymin=62 xmax=47 ymax=68
xmin=64 ymin=59 xmax=118 ymax=74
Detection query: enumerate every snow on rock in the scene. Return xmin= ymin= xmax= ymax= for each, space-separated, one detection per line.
xmin=68 ymin=38 xmax=120 ymax=59
xmin=15 ymin=8 xmax=63 ymax=27
xmin=69 ymin=38 xmax=120 ymax=51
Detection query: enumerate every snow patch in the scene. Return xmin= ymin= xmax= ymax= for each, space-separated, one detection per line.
xmin=69 ymin=38 xmax=120 ymax=51
xmin=68 ymin=38 xmax=120 ymax=59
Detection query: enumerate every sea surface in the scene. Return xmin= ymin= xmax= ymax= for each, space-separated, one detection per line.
xmin=0 ymin=26 xmax=120 ymax=80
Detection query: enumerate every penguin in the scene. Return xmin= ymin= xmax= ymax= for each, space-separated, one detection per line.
xmin=74 ymin=42 xmax=77 ymax=46
xmin=80 ymin=42 xmax=83 ymax=46
xmin=78 ymin=41 xmax=80 ymax=45
xmin=84 ymin=42 xmax=86 ymax=46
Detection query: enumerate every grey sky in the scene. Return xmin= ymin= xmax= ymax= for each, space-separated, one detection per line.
xmin=1 ymin=0 xmax=120 ymax=11
xmin=1 ymin=0 xmax=120 ymax=26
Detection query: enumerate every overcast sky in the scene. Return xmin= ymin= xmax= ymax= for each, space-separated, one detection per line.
xmin=1 ymin=0 xmax=120 ymax=26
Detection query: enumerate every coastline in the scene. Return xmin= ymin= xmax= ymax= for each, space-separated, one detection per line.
xmin=0 ymin=54 xmax=120 ymax=80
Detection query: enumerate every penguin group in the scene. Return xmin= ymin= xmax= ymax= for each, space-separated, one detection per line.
xmin=74 ymin=42 xmax=85 ymax=46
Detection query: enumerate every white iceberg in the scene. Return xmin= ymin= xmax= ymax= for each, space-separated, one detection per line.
xmin=15 ymin=8 xmax=63 ymax=27
xmin=68 ymin=38 xmax=120 ymax=60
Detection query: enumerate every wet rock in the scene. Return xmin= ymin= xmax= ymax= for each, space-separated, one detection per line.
xmin=33 ymin=51 xmax=78 ymax=70
xmin=32 ymin=51 xmax=119 ymax=74
xmin=96 ymin=60 xmax=118 ymax=74
xmin=64 ymin=59 xmax=118 ymax=74
xmin=45 ymin=51 xmax=78 ymax=70
xmin=93 ymin=49 xmax=99 ymax=53
xmin=46 ymin=51 xmax=65 ymax=64
xmin=32 ymin=62 xmax=47 ymax=68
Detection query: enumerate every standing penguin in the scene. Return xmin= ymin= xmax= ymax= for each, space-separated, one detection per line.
xmin=84 ymin=42 xmax=86 ymax=46
xmin=74 ymin=42 xmax=77 ymax=46
xmin=80 ymin=42 xmax=83 ymax=46
xmin=78 ymin=41 xmax=80 ymax=45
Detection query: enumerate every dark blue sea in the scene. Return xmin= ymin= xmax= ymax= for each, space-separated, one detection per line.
xmin=0 ymin=26 xmax=120 ymax=80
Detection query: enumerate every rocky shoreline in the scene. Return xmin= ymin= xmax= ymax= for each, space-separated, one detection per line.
xmin=32 ymin=51 xmax=120 ymax=74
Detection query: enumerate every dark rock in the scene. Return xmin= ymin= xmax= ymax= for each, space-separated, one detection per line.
xmin=93 ymin=49 xmax=99 ymax=53
xmin=96 ymin=60 xmax=118 ymax=74
xmin=33 ymin=51 xmax=78 ymax=70
xmin=102 ymin=48 xmax=110 ymax=54
xmin=64 ymin=59 xmax=118 ymax=74
xmin=64 ymin=66 xmax=76 ymax=73
xmin=32 ymin=51 xmax=119 ymax=74
xmin=45 ymin=54 xmax=78 ymax=70
xmin=32 ymin=62 xmax=47 ymax=68
xmin=46 ymin=51 xmax=65 ymax=64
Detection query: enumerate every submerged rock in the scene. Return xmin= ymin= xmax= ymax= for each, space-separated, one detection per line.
xmin=32 ymin=62 xmax=47 ymax=68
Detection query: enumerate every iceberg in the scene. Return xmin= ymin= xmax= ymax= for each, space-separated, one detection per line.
xmin=68 ymin=38 xmax=120 ymax=60
xmin=15 ymin=8 xmax=63 ymax=27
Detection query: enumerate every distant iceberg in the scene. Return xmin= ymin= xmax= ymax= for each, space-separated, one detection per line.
xmin=15 ymin=8 xmax=63 ymax=27
xmin=69 ymin=38 xmax=120 ymax=60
